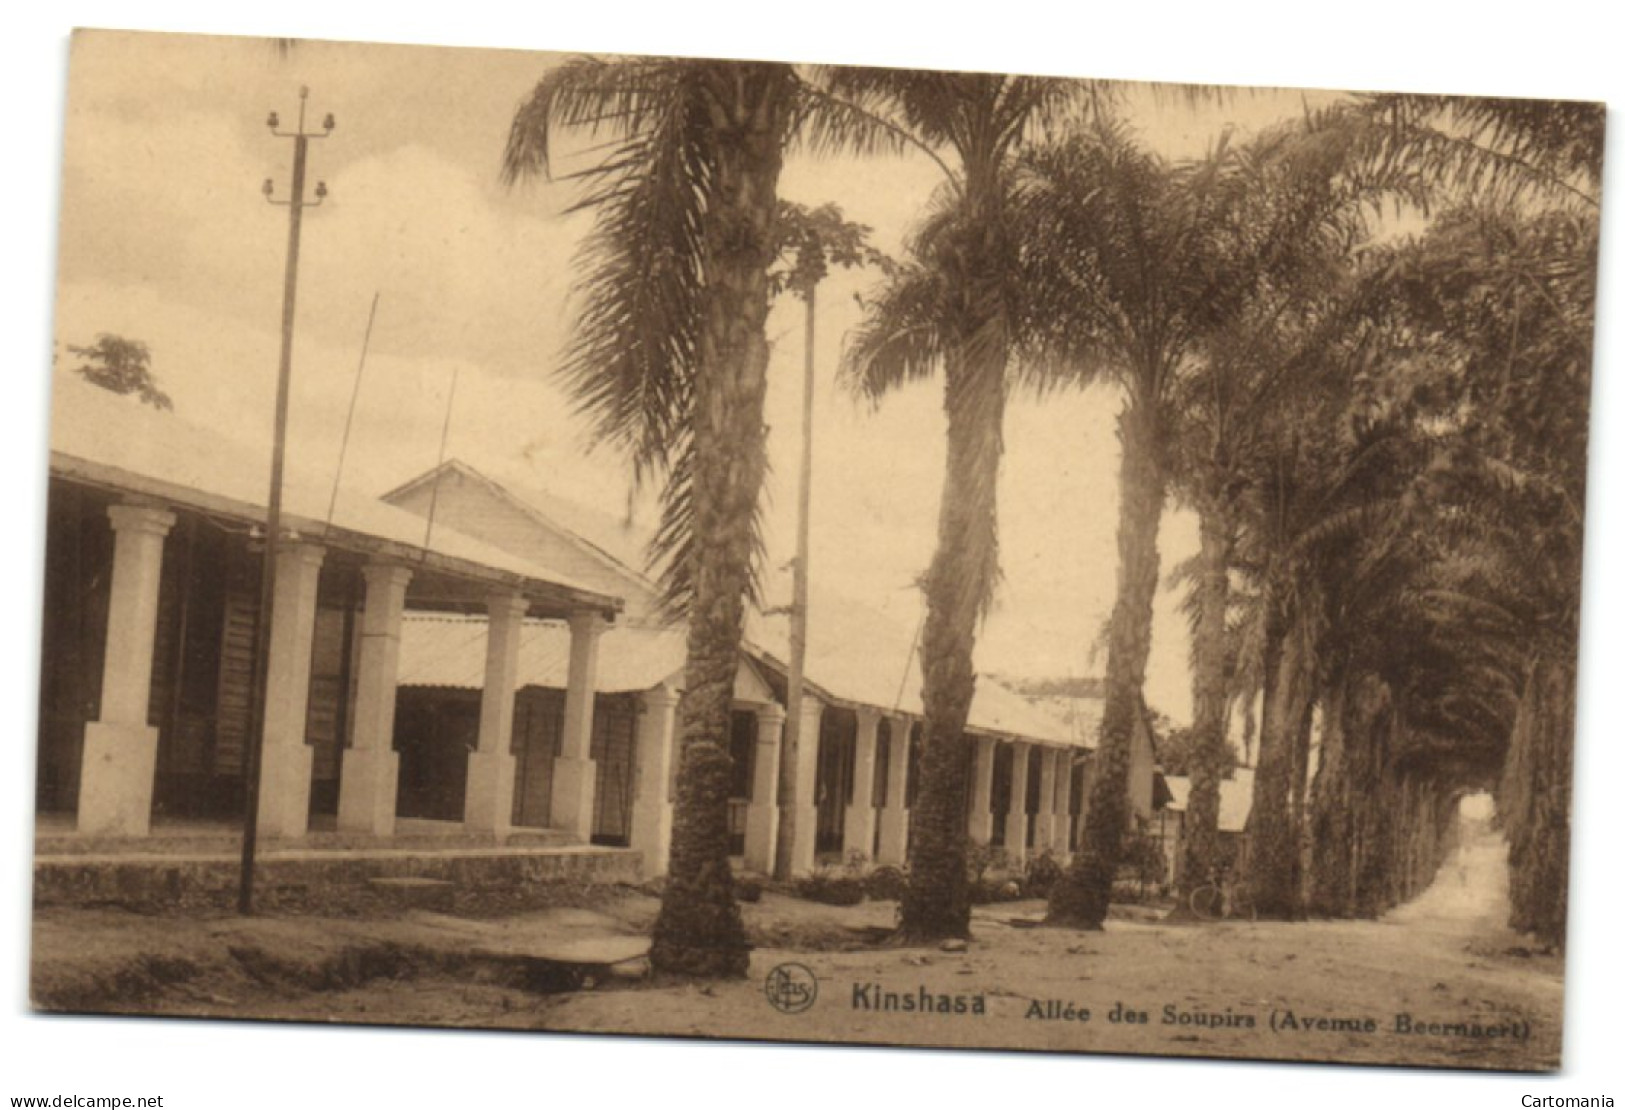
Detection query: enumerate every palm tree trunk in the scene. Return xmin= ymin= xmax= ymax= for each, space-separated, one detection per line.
xmin=1352 ymin=692 xmax=1395 ymax=915
xmin=1245 ymin=592 xmax=1316 ymax=918
xmin=650 ymin=65 xmax=793 ymax=978
xmin=1048 ymin=395 xmax=1165 ymax=928
xmin=1306 ymin=662 xmax=1351 ymax=916
xmin=896 ymin=337 xmax=1006 ymax=942
xmin=1500 ymin=653 xmax=1574 ymax=948
xmin=1178 ymin=499 xmax=1230 ymax=903
xmin=1289 ymin=684 xmax=1316 ymax=894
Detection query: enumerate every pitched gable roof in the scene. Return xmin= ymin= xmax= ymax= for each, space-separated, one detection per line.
xmin=382 ymin=459 xmax=661 ymax=616
xmin=51 ymin=375 xmax=620 ymax=617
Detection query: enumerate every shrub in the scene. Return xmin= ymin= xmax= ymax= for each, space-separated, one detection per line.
xmin=1024 ymin=851 xmax=1064 ymax=898
xmin=1111 ymin=879 xmax=1147 ymax=904
xmin=794 ymin=867 xmax=866 ymax=906
xmin=862 ymin=864 xmax=907 ymax=902
xmin=964 ymin=840 xmax=994 ymax=885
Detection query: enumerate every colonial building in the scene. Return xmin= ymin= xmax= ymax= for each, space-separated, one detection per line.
xmin=382 ymin=461 xmax=1159 ymax=877
xmin=37 ymin=376 xmax=621 ymax=846
xmin=1154 ymin=768 xmax=1257 ymax=886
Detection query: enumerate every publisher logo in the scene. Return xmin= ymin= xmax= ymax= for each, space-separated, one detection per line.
xmin=765 ymin=962 xmax=818 ymax=1014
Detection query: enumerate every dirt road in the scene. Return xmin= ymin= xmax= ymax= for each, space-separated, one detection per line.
xmin=31 ymin=832 xmax=1562 ymax=1071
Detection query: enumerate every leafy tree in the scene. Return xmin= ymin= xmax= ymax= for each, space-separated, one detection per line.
xmin=1154 ymin=724 xmax=1239 ymax=780
xmin=68 ymin=334 xmax=173 ymax=410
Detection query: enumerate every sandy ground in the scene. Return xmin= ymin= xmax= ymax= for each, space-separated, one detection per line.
xmin=30 ymin=830 xmax=1563 ymax=1071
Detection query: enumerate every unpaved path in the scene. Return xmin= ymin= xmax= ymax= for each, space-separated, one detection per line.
xmin=31 ymin=833 xmax=1561 ymax=1070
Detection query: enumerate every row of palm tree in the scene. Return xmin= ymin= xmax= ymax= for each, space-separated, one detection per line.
xmin=504 ymin=57 xmax=1600 ymax=971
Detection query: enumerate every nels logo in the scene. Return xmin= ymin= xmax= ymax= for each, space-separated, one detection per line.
xmin=764 ymin=962 xmax=818 ymax=1014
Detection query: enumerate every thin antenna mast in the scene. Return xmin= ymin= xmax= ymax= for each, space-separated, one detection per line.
xmin=421 ymin=364 xmax=461 ymax=554
xmin=323 ymin=292 xmax=380 ymax=537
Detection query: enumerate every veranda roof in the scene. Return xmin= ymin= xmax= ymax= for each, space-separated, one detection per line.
xmin=382 ymin=459 xmax=1084 ymax=750
xmin=397 ymin=613 xmax=685 ymax=693
xmin=747 ymin=585 xmax=1087 ymax=750
xmin=49 ymin=373 xmax=619 ymax=617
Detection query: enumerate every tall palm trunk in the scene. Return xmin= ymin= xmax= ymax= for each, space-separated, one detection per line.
xmin=1245 ymin=591 xmax=1317 ymax=918
xmin=1289 ymin=685 xmax=1316 ymax=892
xmin=1499 ymin=652 xmax=1574 ymax=948
xmin=1178 ymin=500 xmax=1231 ymax=901
xmin=1306 ymin=662 xmax=1351 ymax=916
xmin=898 ymin=334 xmax=1007 ymax=941
xmin=650 ymin=65 xmax=792 ymax=978
xmin=1048 ymin=394 xmax=1165 ymax=928
xmin=1313 ymin=669 xmax=1392 ymax=916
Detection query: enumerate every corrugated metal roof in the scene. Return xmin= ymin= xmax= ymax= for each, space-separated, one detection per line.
xmin=1161 ymin=768 xmax=1255 ymax=833
xmin=382 ymin=460 xmax=1081 ymax=749
xmin=747 ymin=585 xmax=1085 ymax=749
xmin=49 ymin=374 xmax=618 ymax=612
xmin=397 ymin=613 xmax=686 ymax=693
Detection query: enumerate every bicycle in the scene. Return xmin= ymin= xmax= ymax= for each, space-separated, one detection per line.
xmin=1189 ymin=871 xmax=1257 ymax=921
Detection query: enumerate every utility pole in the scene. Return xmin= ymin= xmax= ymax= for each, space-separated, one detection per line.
xmin=768 ymin=204 xmax=889 ymax=880
xmin=773 ymin=282 xmax=818 ymax=880
xmin=239 ymin=87 xmax=334 ymax=915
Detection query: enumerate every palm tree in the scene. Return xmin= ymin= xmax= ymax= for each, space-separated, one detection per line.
xmin=1014 ymin=116 xmax=1397 ymax=927
xmin=1232 ymin=193 xmax=1596 ymax=928
xmin=1166 ymin=292 xmax=1332 ymax=908
xmin=503 ymin=56 xmax=895 ymax=976
xmin=1162 ymin=118 xmax=1404 ymax=907
xmin=1381 ymin=203 xmax=1597 ymax=943
xmin=838 ymin=71 xmax=1098 ymax=941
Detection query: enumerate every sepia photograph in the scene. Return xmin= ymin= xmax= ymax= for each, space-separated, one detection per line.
xmin=5 ymin=7 xmax=1619 ymax=1105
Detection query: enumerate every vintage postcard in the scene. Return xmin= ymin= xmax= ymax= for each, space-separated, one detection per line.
xmin=26 ymin=26 xmax=1602 ymax=1079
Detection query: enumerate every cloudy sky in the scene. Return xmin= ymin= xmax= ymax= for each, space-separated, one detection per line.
xmin=9 ymin=5 xmax=1624 ymax=1106
xmin=28 ymin=31 xmax=1545 ymax=725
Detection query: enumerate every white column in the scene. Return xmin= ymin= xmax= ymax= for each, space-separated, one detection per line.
xmin=337 ymin=563 xmax=411 ymax=836
xmin=876 ymin=716 xmax=911 ymax=865
xmin=551 ymin=609 xmax=605 ymax=840
xmin=783 ymin=698 xmax=823 ymax=876
xmin=1055 ymin=750 xmax=1076 ymax=857
xmin=256 ymin=542 xmax=326 ymax=840
xmin=967 ymin=735 xmax=996 ymax=844
xmin=630 ymin=684 xmax=679 ymax=876
xmin=844 ymin=707 xmax=881 ymax=860
xmin=1004 ymin=741 xmax=1031 ymax=865
xmin=1033 ymin=745 xmax=1059 ymax=855
xmin=464 ymin=592 xmax=527 ymax=836
xmin=743 ymin=703 xmax=784 ymax=873
xmin=78 ymin=502 xmax=175 ymax=837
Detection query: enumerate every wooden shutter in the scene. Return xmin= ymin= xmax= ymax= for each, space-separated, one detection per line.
xmin=212 ymin=592 xmax=257 ymax=776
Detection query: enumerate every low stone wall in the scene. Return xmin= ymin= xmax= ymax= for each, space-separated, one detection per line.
xmin=34 ymin=845 xmax=644 ymax=912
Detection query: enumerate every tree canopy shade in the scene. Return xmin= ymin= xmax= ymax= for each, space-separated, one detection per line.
xmin=502 ymin=54 xmax=1600 ymax=962
xmin=1358 ymin=93 xmax=1604 ymax=212
xmin=1007 ymin=115 xmax=1401 ymax=927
